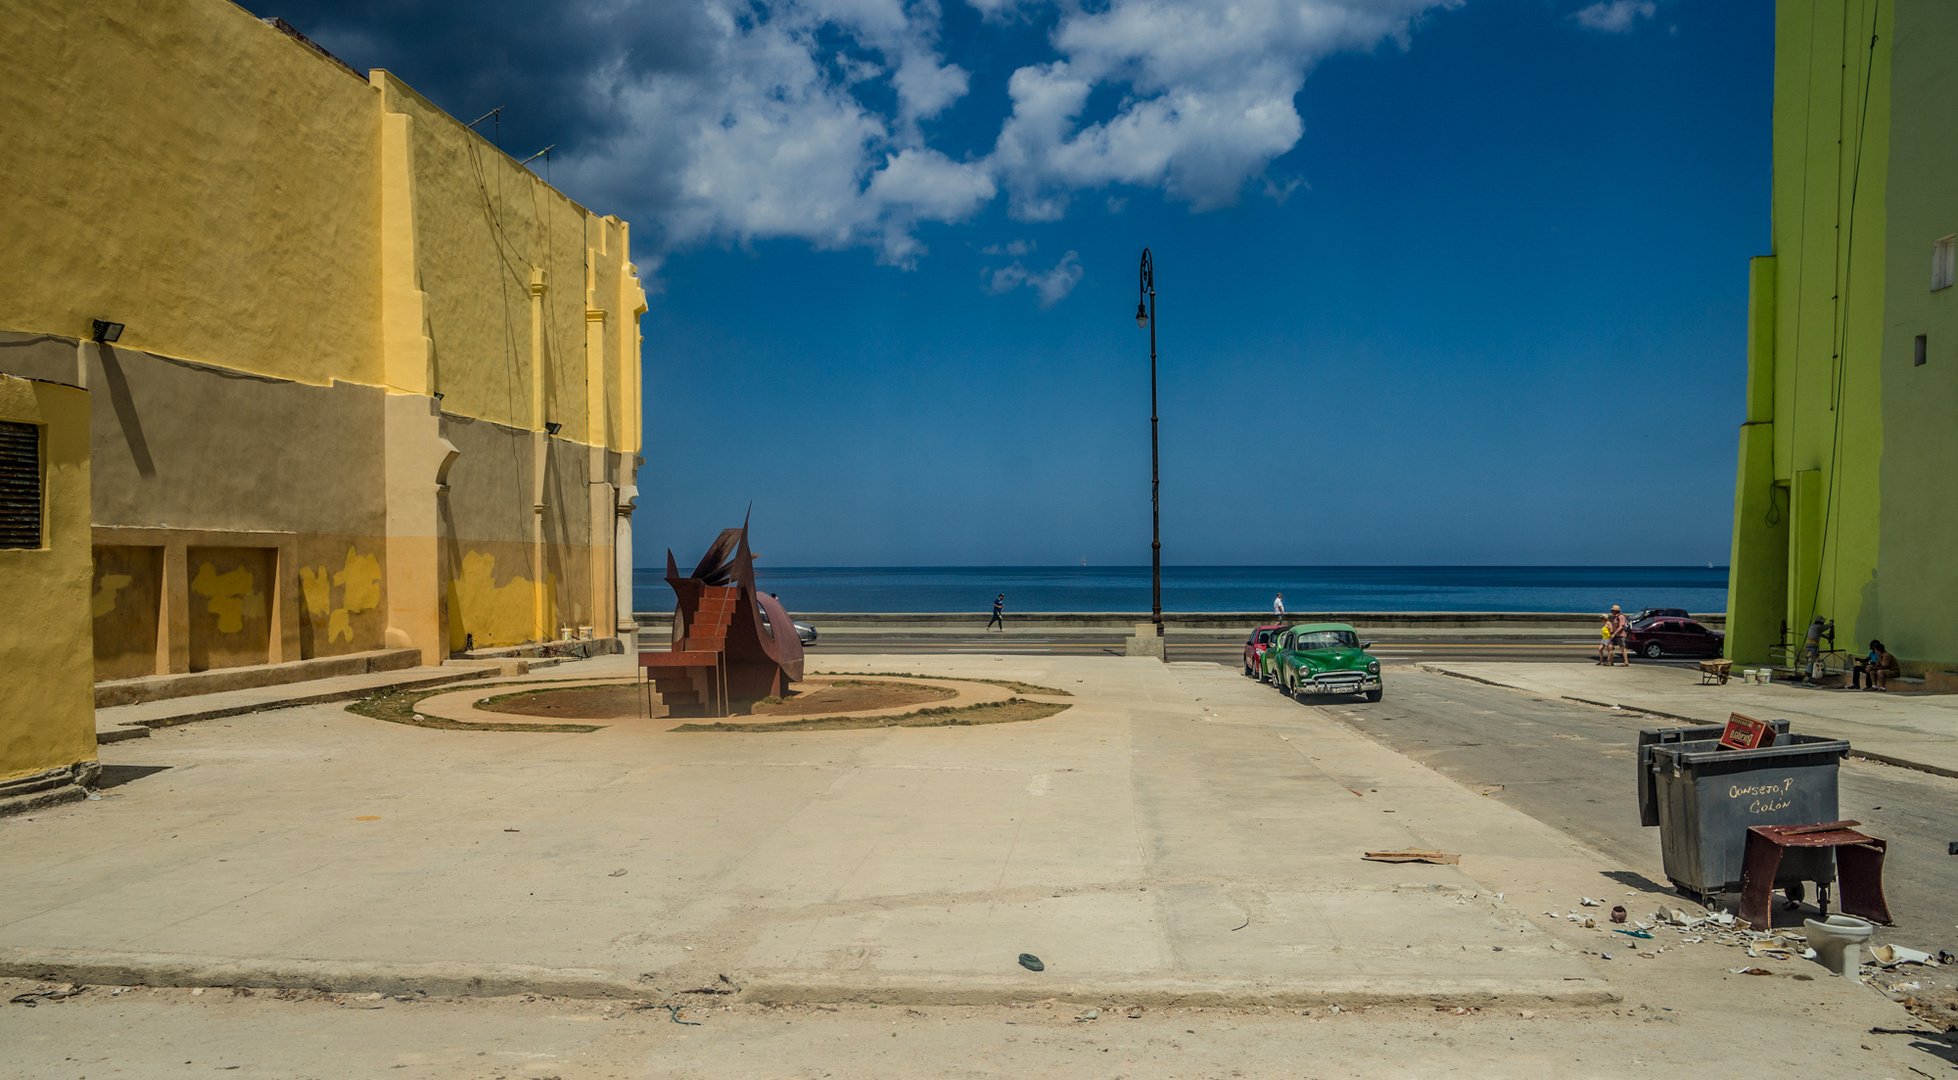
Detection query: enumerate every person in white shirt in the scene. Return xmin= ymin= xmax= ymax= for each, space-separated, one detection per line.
xmin=1273 ymin=593 xmax=1285 ymax=616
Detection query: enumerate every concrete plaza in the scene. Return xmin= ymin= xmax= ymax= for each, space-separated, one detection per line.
xmin=0 ymin=653 xmax=1939 ymax=1077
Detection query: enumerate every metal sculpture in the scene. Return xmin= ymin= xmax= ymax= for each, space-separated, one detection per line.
xmin=640 ymin=518 xmax=803 ymax=716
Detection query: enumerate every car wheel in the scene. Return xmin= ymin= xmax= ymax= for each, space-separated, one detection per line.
xmin=1365 ymin=689 xmax=1383 ymax=703
xmin=1643 ymin=642 xmax=1664 ymax=660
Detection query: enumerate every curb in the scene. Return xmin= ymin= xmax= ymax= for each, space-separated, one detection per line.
xmin=0 ymin=784 xmax=90 ymax=820
xmin=0 ymin=949 xmax=646 ymax=999
xmin=739 ymin=973 xmax=1619 ymax=1009
xmin=0 ymin=949 xmax=1617 ymax=1008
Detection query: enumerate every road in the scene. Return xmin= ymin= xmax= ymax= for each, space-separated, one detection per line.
xmin=1289 ymin=665 xmax=1958 ymax=942
xmin=809 ymin=637 xmax=1607 ymax=664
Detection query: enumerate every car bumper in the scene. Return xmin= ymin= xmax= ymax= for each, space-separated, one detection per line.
xmin=1294 ymin=675 xmax=1382 ymax=695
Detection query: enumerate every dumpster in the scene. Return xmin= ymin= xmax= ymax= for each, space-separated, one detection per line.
xmin=1636 ymin=721 xmax=1790 ymax=827
xmin=1645 ymin=734 xmax=1849 ymax=902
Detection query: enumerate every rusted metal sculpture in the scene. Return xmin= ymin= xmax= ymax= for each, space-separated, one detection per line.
xmin=641 ymin=519 xmax=803 ymax=716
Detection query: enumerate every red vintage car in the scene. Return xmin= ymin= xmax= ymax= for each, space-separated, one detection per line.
xmin=1624 ymin=616 xmax=1725 ymax=659
xmin=1243 ymin=624 xmax=1288 ymax=680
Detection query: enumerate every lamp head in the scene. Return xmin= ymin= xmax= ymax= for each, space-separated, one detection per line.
xmin=1134 ymin=301 xmax=1149 ymax=329
xmin=91 ymin=319 xmax=124 ymax=343
xmin=545 ymin=421 xmax=563 ymax=436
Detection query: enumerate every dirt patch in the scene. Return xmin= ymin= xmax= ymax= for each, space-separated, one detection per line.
xmin=479 ymin=684 xmax=652 ymax=720
xmin=750 ymin=679 xmax=955 ymax=715
xmin=672 ymin=698 xmax=1070 ymax=733
xmin=812 ymin=671 xmax=1072 ymax=696
xmin=1900 ymin=986 xmax=1958 ymax=1032
xmin=475 ymin=677 xmax=955 ymax=720
xmin=346 ymin=687 xmax=604 ymax=733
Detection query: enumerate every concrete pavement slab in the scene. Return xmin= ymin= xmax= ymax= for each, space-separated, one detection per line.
xmin=1421 ymin=660 xmax=1958 ymax=777
xmin=93 ymin=666 xmax=494 ymax=739
xmin=7 ymin=654 xmax=1615 ymax=1007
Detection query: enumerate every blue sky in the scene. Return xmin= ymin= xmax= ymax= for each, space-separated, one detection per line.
xmin=265 ymin=0 xmax=1770 ymax=567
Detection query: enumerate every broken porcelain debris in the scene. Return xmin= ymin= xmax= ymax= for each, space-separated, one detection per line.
xmin=1870 ymin=944 xmax=1938 ymax=967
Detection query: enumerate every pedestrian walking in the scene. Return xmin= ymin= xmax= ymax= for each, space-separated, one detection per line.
xmin=987 ymin=593 xmax=1005 ymax=631
xmin=1596 ymin=616 xmax=1612 ymax=666
xmin=1273 ymin=592 xmax=1285 ymax=617
xmin=1607 ymin=605 xmax=1630 ymax=667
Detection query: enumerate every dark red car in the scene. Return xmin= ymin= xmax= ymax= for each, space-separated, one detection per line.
xmin=1624 ymin=617 xmax=1725 ymax=659
xmin=1244 ymin=624 xmax=1287 ymax=680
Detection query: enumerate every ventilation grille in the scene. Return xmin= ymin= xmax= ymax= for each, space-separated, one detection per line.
xmin=0 ymin=420 xmax=43 ymax=549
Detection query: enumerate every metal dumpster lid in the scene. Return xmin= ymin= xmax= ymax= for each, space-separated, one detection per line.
xmin=1650 ymin=737 xmax=1850 ymax=766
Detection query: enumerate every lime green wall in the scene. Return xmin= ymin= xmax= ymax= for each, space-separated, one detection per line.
xmin=1871 ymin=0 xmax=1958 ymax=668
xmin=1729 ymin=0 xmax=1892 ymax=664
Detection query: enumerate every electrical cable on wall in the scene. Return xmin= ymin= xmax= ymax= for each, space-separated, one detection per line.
xmin=1806 ymin=0 xmax=1881 ymax=631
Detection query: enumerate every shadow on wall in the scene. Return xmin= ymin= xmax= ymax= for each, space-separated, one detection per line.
xmin=96 ymin=345 xmax=155 ymax=479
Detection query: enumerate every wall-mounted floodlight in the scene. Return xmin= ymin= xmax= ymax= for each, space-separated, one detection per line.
xmin=432 ymin=391 xmax=444 ymax=401
xmin=91 ymin=319 xmax=124 ymax=343
xmin=545 ymin=421 xmax=563 ymax=436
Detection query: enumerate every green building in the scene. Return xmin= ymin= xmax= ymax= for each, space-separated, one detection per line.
xmin=1727 ymin=0 xmax=1958 ymax=678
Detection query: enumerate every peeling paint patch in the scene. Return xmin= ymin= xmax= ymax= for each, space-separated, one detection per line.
xmin=299 ymin=565 xmax=334 ymax=618
xmin=448 ymin=550 xmax=553 ymax=648
xmin=91 ymin=574 xmax=133 ymax=618
xmin=334 ymin=547 xmax=382 ymax=613
xmin=190 ymin=561 xmax=264 ymax=634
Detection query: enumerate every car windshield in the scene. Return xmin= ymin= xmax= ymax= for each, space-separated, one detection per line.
xmin=1293 ymin=630 xmax=1357 ymax=650
xmin=1257 ymin=630 xmax=1274 ymax=643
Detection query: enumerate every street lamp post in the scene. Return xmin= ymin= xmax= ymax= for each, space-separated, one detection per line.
xmin=1135 ymin=249 xmax=1162 ymax=639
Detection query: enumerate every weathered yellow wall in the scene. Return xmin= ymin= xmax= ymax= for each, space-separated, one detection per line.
xmin=0 ymin=376 xmax=97 ymax=784
xmin=0 ymin=2 xmax=382 ymax=387
xmin=0 ymin=0 xmax=645 ymax=666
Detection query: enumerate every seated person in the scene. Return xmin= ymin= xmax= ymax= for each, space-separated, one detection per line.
xmin=1870 ymin=643 xmax=1901 ymax=691
xmin=1852 ymin=640 xmax=1900 ymax=691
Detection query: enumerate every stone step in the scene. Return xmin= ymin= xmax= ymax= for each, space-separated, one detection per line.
xmin=95 ymin=649 xmax=424 ymax=708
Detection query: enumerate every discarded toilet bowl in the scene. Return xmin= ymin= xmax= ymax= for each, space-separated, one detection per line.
xmin=1804 ymin=915 xmax=1874 ymax=975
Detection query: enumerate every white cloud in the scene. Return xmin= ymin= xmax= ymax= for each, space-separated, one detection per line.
xmin=993 ymin=0 xmax=1458 ymax=218
xmin=1571 ymin=1 xmax=1656 ymax=33
xmin=985 ymin=250 xmax=1084 ymax=306
xmin=981 ymin=240 xmax=1035 ymax=256
xmin=557 ymin=0 xmax=1458 ymax=265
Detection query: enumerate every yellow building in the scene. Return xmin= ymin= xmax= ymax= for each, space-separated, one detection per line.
xmin=0 ymin=374 xmax=98 ymax=806
xmin=0 ymin=1 xmax=646 ymax=678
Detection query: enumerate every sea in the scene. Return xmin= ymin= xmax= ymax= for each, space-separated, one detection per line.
xmin=632 ymin=566 xmax=1730 ymax=615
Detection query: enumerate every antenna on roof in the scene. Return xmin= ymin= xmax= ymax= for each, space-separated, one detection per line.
xmin=467 ymin=107 xmax=503 ymax=150
xmin=520 ymin=144 xmax=556 ymax=183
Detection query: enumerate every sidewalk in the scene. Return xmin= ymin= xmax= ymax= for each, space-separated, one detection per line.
xmin=1421 ymin=660 xmax=1958 ymax=777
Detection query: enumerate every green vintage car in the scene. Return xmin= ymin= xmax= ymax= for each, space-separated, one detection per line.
xmin=1262 ymin=622 xmax=1383 ymax=702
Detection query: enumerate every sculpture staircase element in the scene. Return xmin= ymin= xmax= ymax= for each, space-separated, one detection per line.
xmin=639 ymin=519 xmax=803 ymax=718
